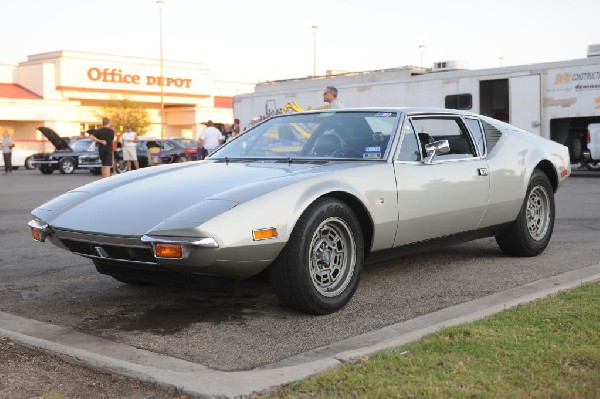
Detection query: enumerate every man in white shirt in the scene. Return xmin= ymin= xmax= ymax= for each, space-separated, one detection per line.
xmin=121 ymin=124 xmax=139 ymax=171
xmin=323 ymin=86 xmax=345 ymax=109
xmin=198 ymin=120 xmax=224 ymax=153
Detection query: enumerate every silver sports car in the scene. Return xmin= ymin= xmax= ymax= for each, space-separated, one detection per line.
xmin=29 ymin=108 xmax=570 ymax=314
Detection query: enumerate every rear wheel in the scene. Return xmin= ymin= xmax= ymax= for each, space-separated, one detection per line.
xmin=58 ymin=158 xmax=76 ymax=174
xmin=116 ymin=159 xmax=128 ymax=174
xmin=24 ymin=156 xmax=35 ymax=170
xmin=269 ymin=198 xmax=364 ymax=314
xmin=495 ymin=170 xmax=555 ymax=256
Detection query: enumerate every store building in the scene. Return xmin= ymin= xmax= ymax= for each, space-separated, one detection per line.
xmin=0 ymin=50 xmax=255 ymax=152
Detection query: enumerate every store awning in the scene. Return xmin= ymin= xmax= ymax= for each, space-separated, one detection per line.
xmin=0 ymin=83 xmax=42 ymax=99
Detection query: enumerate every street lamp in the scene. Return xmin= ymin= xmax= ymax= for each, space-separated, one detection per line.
xmin=156 ymin=0 xmax=165 ymax=138
xmin=312 ymin=25 xmax=319 ymax=77
xmin=419 ymin=44 xmax=425 ymax=68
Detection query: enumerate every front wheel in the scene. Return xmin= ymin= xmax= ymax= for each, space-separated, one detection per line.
xmin=58 ymin=158 xmax=76 ymax=174
xmin=495 ymin=170 xmax=555 ymax=256
xmin=269 ymin=198 xmax=364 ymax=314
xmin=585 ymin=161 xmax=600 ymax=171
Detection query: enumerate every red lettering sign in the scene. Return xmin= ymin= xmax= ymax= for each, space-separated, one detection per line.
xmin=87 ymin=67 xmax=192 ymax=88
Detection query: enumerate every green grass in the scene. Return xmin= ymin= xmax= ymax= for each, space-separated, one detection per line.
xmin=268 ymin=282 xmax=600 ymax=398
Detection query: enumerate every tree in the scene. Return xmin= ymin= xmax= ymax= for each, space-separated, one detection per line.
xmin=96 ymin=95 xmax=151 ymax=135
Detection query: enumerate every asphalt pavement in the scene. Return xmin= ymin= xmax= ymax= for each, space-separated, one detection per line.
xmin=0 ymin=168 xmax=599 ymax=397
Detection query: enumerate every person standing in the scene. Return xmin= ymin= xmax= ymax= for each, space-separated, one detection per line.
xmin=121 ymin=124 xmax=139 ymax=171
xmin=88 ymin=117 xmax=114 ymax=178
xmin=323 ymin=86 xmax=345 ymax=109
xmin=1 ymin=130 xmax=13 ymax=175
xmin=198 ymin=120 xmax=224 ymax=154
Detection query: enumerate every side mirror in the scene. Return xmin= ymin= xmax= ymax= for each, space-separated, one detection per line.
xmin=423 ymin=140 xmax=450 ymax=164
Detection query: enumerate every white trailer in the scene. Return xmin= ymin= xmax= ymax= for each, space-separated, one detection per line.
xmin=234 ymin=48 xmax=600 ymax=164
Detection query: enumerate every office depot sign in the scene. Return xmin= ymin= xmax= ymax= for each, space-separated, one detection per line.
xmin=87 ymin=67 xmax=192 ymax=88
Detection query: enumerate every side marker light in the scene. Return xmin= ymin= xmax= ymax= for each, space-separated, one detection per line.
xmin=252 ymin=228 xmax=278 ymax=241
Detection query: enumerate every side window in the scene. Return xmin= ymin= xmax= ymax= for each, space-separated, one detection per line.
xmin=396 ymin=121 xmax=421 ymax=161
xmin=464 ymin=118 xmax=485 ymax=156
xmin=161 ymin=141 xmax=174 ymax=151
xmin=409 ymin=117 xmax=476 ymax=160
xmin=445 ymin=94 xmax=473 ymax=110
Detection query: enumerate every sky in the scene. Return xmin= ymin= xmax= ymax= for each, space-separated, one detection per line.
xmin=1 ymin=0 xmax=599 ymax=83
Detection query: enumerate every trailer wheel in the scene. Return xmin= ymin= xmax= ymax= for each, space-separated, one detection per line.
xmin=585 ymin=161 xmax=600 ymax=171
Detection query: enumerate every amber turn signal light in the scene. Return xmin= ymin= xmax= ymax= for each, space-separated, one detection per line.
xmin=31 ymin=228 xmax=42 ymax=242
xmin=154 ymin=243 xmax=183 ymax=258
xmin=252 ymin=227 xmax=278 ymax=241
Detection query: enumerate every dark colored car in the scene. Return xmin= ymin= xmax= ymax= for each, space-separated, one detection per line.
xmin=32 ymin=127 xmax=127 ymax=175
xmin=32 ymin=128 xmax=92 ymax=174
xmin=123 ymin=138 xmax=190 ymax=167
xmin=167 ymin=137 xmax=198 ymax=160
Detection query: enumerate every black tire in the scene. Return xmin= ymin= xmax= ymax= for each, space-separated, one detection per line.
xmin=58 ymin=158 xmax=76 ymax=174
xmin=39 ymin=165 xmax=53 ymax=174
xmin=585 ymin=161 xmax=600 ymax=171
xmin=116 ymin=159 xmax=128 ymax=174
xmin=269 ymin=198 xmax=364 ymax=314
xmin=90 ymin=168 xmax=101 ymax=175
xmin=177 ymin=155 xmax=189 ymax=163
xmin=24 ymin=156 xmax=35 ymax=170
xmin=495 ymin=170 xmax=555 ymax=257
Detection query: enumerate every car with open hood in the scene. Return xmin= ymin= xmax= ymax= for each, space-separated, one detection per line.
xmin=31 ymin=127 xmax=127 ymax=174
xmin=29 ymin=108 xmax=570 ymax=314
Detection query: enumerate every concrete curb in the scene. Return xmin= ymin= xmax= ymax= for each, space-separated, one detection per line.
xmin=1 ymin=263 xmax=599 ymax=398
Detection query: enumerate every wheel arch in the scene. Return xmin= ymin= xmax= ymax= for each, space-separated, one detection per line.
xmin=316 ymin=191 xmax=374 ymax=259
xmin=534 ymin=159 xmax=559 ymax=192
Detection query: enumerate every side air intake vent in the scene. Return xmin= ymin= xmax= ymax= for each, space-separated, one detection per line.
xmin=481 ymin=121 xmax=503 ymax=152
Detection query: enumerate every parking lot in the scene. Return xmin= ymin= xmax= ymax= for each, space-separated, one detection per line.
xmin=1 ymin=168 xmax=599 ymax=374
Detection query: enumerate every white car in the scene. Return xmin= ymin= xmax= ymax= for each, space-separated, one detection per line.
xmin=0 ymin=148 xmax=36 ymax=170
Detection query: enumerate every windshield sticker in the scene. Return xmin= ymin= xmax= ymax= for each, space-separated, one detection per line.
xmin=374 ymin=112 xmax=393 ymax=117
xmin=363 ymin=146 xmax=382 ymax=159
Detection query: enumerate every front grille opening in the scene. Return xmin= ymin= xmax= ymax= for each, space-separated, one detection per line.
xmin=61 ymin=238 xmax=155 ymax=263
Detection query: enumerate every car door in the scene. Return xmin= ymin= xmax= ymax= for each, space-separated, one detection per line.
xmin=392 ymin=114 xmax=490 ymax=246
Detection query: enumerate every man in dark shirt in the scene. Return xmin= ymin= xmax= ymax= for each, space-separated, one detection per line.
xmin=88 ymin=117 xmax=114 ymax=178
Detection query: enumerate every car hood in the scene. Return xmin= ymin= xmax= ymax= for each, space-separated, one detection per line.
xmin=38 ymin=126 xmax=71 ymax=151
xmin=32 ymin=159 xmax=359 ymax=236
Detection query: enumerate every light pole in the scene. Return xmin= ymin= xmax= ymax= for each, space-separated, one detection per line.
xmin=312 ymin=25 xmax=319 ymax=77
xmin=156 ymin=0 xmax=165 ymax=138
xmin=419 ymin=44 xmax=425 ymax=68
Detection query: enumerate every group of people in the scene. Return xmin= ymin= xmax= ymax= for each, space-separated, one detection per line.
xmin=88 ymin=117 xmax=139 ymax=179
xmin=195 ymin=118 xmax=241 ymax=159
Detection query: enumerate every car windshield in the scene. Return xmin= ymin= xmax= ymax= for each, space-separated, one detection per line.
xmin=212 ymin=111 xmax=400 ymax=160
xmin=70 ymin=139 xmax=94 ymax=152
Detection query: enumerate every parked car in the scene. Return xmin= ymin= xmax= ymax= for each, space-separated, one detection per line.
xmin=121 ymin=138 xmax=190 ymax=167
xmin=167 ymin=137 xmax=198 ymax=160
xmin=31 ymin=127 xmax=127 ymax=174
xmin=29 ymin=108 xmax=570 ymax=314
xmin=0 ymin=148 xmax=36 ymax=170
